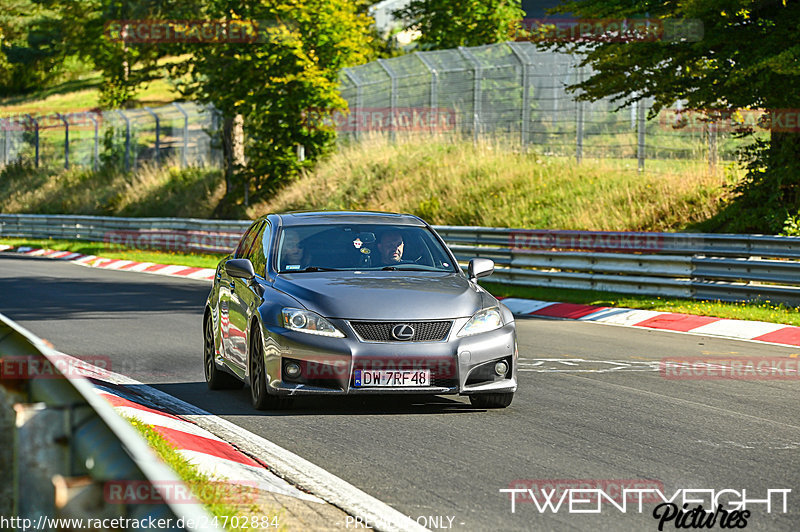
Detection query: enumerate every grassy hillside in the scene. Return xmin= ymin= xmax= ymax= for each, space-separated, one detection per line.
xmin=0 ymin=135 xmax=739 ymax=231
xmin=251 ymin=136 xmax=740 ymax=231
xmin=0 ymin=160 xmax=224 ymax=219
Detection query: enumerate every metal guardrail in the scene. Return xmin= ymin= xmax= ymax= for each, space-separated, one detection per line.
xmin=0 ymin=214 xmax=249 ymax=254
xmin=0 ymin=312 xmax=221 ymax=530
xmin=437 ymin=227 xmax=800 ymax=305
xmin=3 ymin=214 xmax=800 ymax=305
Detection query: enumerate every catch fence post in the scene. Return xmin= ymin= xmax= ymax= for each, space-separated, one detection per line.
xmin=343 ymin=69 xmax=362 ymax=140
xmin=25 ymin=115 xmax=39 ymax=167
xmin=415 ymin=52 xmax=440 ymax=135
xmin=144 ymin=107 xmax=160 ymax=164
xmin=172 ymin=102 xmax=189 ymax=168
xmin=2 ymin=119 xmax=8 ymax=166
xmin=377 ymin=59 xmax=397 ymax=141
xmin=637 ymin=99 xmax=646 ymax=172
xmin=708 ymin=120 xmax=717 ymax=169
xmin=508 ymin=43 xmax=531 ymax=147
xmin=57 ymin=113 xmax=69 ymax=170
xmin=87 ymin=112 xmax=99 ymax=171
xmin=576 ymin=67 xmax=585 ymax=163
xmin=458 ymin=47 xmax=482 ymax=143
xmin=115 ymin=110 xmax=131 ymax=172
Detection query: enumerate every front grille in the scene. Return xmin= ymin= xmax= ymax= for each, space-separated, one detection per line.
xmin=349 ymin=321 xmax=452 ymax=342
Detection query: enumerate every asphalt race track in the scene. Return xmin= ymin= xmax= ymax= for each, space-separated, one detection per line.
xmin=2 ymin=254 xmax=799 ymax=531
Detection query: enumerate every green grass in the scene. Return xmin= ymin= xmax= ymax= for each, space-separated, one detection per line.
xmin=483 ymin=282 xmax=800 ymax=327
xmin=126 ymin=416 xmax=282 ymax=530
xmin=0 ymin=56 xmax=187 ymax=115
xmin=0 ymin=238 xmax=224 ymax=269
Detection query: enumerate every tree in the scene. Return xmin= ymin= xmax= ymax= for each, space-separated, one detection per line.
xmin=179 ymin=0 xmax=374 ymax=208
xmin=0 ymin=1 xmax=62 ymax=95
xmin=394 ymin=0 xmax=524 ymax=50
xmin=28 ymin=1 xmax=196 ymax=108
xmin=545 ymin=0 xmax=800 ymax=233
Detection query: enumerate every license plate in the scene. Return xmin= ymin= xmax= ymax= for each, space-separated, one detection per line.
xmin=354 ymin=369 xmax=431 ymax=387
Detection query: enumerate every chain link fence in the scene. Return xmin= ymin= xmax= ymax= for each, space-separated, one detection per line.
xmin=339 ymin=41 xmax=767 ymax=169
xmin=0 ymin=42 xmax=770 ymax=174
xmin=0 ymin=102 xmax=223 ymax=172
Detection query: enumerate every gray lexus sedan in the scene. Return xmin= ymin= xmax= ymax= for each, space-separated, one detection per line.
xmin=203 ymin=211 xmax=517 ymax=410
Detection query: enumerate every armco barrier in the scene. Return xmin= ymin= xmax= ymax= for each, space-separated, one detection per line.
xmin=3 ymin=214 xmax=800 ymax=305
xmin=0 ymin=312 xmax=222 ymax=531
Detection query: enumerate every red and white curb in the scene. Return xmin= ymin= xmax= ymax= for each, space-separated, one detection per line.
xmin=500 ymin=298 xmax=800 ymax=348
xmin=56 ymin=355 xmax=322 ymax=503
xmin=56 ymin=352 xmax=428 ymax=532
xmin=3 ymin=246 xmax=215 ymax=281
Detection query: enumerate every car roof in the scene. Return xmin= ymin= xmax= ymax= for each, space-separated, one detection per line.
xmin=274 ymin=211 xmax=427 ymax=227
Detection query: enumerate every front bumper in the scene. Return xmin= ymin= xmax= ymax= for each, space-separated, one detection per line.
xmin=260 ymin=319 xmax=517 ymax=396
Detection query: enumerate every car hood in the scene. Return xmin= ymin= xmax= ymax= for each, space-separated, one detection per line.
xmin=273 ymin=271 xmax=491 ymax=320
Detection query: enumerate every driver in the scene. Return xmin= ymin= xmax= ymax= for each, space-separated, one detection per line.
xmin=376 ymin=231 xmax=404 ymax=265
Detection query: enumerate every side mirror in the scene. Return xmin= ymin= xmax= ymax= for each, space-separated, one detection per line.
xmin=226 ymin=258 xmax=256 ymax=280
xmin=468 ymin=258 xmax=494 ymax=280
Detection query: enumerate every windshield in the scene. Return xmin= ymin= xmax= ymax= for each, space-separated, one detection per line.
xmin=276 ymin=223 xmax=457 ymax=273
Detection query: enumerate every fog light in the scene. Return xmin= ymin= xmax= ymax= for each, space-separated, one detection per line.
xmin=284 ymin=361 xmax=302 ymax=379
xmin=494 ymin=361 xmax=509 ymax=377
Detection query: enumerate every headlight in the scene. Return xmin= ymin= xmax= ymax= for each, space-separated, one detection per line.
xmin=457 ymin=307 xmax=503 ymax=337
xmin=281 ymin=308 xmax=345 ymax=338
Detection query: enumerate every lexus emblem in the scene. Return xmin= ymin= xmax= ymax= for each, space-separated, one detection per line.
xmin=391 ymin=324 xmax=415 ymax=341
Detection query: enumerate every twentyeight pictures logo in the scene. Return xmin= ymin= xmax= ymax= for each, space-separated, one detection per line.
xmin=501 ymin=482 xmax=790 ymax=530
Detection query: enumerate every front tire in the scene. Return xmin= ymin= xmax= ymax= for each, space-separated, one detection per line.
xmin=249 ymin=327 xmax=292 ymax=410
xmin=469 ymin=392 xmax=514 ymax=409
xmin=204 ymin=313 xmax=243 ymax=390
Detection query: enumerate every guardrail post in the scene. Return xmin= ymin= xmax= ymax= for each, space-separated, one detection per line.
xmin=144 ymin=107 xmax=160 ymax=164
xmin=57 ymin=113 xmax=69 ymax=170
xmin=637 ymin=98 xmax=646 ymax=172
xmin=459 ymin=47 xmax=482 ymax=143
xmin=377 ymin=59 xmax=397 ymax=141
xmin=172 ymin=102 xmax=189 ymax=168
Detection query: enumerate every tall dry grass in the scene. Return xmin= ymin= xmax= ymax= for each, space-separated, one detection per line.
xmin=250 ymin=135 xmax=740 ymax=231
xmin=0 ymin=159 xmax=224 ymax=218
